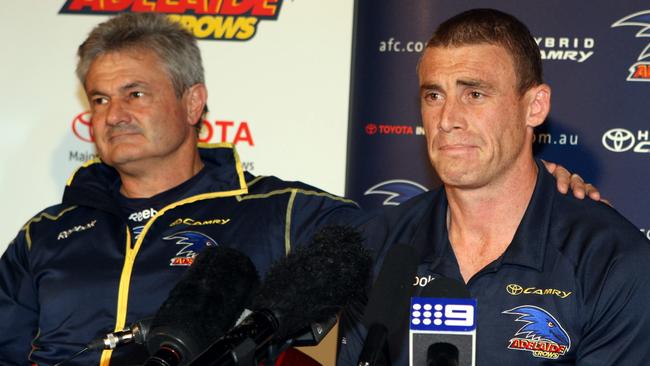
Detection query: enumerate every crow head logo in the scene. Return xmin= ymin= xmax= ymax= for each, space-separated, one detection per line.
xmin=612 ymin=10 xmax=650 ymax=81
xmin=164 ymin=231 xmax=218 ymax=266
xmin=364 ymin=179 xmax=428 ymax=206
xmin=503 ymin=305 xmax=571 ymax=350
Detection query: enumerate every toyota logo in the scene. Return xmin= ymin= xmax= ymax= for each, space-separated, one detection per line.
xmin=365 ymin=123 xmax=378 ymax=135
xmin=602 ymin=128 xmax=635 ymax=152
xmin=506 ymin=284 xmax=523 ymax=295
xmin=71 ymin=111 xmax=94 ymax=143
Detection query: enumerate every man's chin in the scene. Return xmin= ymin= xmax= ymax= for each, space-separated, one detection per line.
xmin=441 ymin=177 xmax=479 ymax=190
xmin=436 ymin=165 xmax=484 ymax=189
xmin=99 ymin=151 xmax=146 ymax=169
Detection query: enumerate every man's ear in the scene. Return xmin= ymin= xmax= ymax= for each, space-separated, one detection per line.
xmin=525 ymin=83 xmax=551 ymax=128
xmin=184 ymin=83 xmax=208 ymax=127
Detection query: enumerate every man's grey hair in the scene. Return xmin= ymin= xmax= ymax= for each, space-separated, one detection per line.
xmin=76 ymin=12 xmax=204 ymax=98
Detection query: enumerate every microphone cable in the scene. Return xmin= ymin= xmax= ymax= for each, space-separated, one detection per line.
xmin=52 ymin=346 xmax=89 ymax=366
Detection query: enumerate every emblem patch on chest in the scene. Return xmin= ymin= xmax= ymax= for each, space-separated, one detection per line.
xmin=163 ymin=231 xmax=218 ymax=266
xmin=503 ymin=305 xmax=571 ymax=360
xmin=505 ymin=283 xmax=572 ymax=299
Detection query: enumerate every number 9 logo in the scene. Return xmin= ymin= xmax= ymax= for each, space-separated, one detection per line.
xmin=444 ymin=304 xmax=475 ymax=327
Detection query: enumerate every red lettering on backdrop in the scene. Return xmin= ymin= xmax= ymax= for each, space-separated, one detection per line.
xmin=101 ymin=0 xmax=133 ymax=11
xmin=131 ymin=0 xmax=156 ymax=12
xmin=233 ymin=122 xmax=254 ymax=146
xmin=252 ymin=0 xmax=279 ymax=16
xmin=199 ymin=120 xmax=214 ymax=142
xmin=154 ymin=0 xmax=182 ymax=13
xmin=215 ymin=121 xmax=235 ymax=141
xmin=633 ymin=64 xmax=649 ymax=79
xmin=220 ymin=0 xmax=251 ymax=15
xmin=155 ymin=0 xmax=208 ymax=13
xmin=198 ymin=120 xmax=254 ymax=145
xmin=66 ymin=0 xmax=102 ymax=11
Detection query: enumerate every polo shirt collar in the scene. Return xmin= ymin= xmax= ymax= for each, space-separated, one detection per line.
xmin=500 ymin=159 xmax=554 ymax=271
xmin=414 ymin=159 xmax=553 ymax=274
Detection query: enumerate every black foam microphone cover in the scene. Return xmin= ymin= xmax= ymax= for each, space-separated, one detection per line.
xmin=252 ymin=225 xmax=372 ymax=340
xmin=427 ymin=342 xmax=459 ymax=366
xmin=188 ymin=225 xmax=372 ymax=365
xmin=145 ymin=246 xmax=260 ymax=365
xmin=357 ymin=244 xmax=419 ymax=366
xmin=362 ymin=244 xmax=419 ymax=332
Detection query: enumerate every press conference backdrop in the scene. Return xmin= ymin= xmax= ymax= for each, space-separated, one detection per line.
xmin=346 ymin=0 xmax=649 ymax=240
xmin=0 ymin=1 xmax=354 ymax=251
xmin=1 ymin=1 xmax=648 ymax=251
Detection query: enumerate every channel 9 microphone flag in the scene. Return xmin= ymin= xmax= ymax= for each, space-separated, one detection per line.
xmin=409 ymin=278 xmax=476 ymax=366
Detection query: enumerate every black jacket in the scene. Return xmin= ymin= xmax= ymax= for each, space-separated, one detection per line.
xmin=0 ymin=143 xmax=358 ymax=366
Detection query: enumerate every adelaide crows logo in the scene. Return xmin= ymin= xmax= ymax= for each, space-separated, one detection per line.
xmin=164 ymin=231 xmax=218 ymax=266
xmin=612 ymin=10 xmax=650 ymax=81
xmin=503 ymin=305 xmax=571 ymax=360
xmin=364 ymin=179 xmax=428 ymax=206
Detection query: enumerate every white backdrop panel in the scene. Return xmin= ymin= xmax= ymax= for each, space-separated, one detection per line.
xmin=0 ymin=1 xmax=353 ymax=252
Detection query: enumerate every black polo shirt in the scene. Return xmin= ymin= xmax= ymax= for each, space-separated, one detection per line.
xmin=339 ymin=159 xmax=650 ymax=365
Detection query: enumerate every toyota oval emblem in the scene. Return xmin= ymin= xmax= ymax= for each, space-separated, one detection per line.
xmin=365 ymin=123 xmax=378 ymax=135
xmin=72 ymin=111 xmax=94 ymax=143
xmin=602 ymin=128 xmax=635 ymax=152
xmin=506 ymin=284 xmax=524 ymax=296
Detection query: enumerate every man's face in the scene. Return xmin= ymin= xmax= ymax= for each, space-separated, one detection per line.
xmin=84 ymin=49 xmax=198 ymax=171
xmin=418 ymin=44 xmax=539 ymax=189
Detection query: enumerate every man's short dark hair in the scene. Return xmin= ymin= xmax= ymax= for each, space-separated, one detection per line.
xmin=426 ymin=8 xmax=543 ymax=94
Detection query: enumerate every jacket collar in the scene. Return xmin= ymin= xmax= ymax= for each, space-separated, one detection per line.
xmin=62 ymin=143 xmax=247 ymax=211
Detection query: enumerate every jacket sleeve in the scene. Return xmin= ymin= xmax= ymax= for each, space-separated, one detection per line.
xmin=576 ymin=242 xmax=650 ymax=365
xmin=286 ymin=190 xmax=361 ymax=251
xmin=0 ymin=229 xmax=40 ymax=365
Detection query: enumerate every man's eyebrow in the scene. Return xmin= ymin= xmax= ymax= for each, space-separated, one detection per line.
xmin=86 ymin=81 xmax=147 ymax=97
xmin=420 ymin=79 xmax=497 ymax=91
xmin=457 ymin=78 xmax=496 ymax=92
xmin=420 ymin=83 xmax=442 ymax=92
xmin=120 ymin=81 xmax=146 ymax=91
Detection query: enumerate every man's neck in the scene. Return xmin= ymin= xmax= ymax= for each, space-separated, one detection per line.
xmin=118 ymin=150 xmax=204 ymax=199
xmin=445 ymin=158 xmax=538 ymax=283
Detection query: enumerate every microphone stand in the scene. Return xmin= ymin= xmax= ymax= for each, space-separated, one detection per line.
xmin=188 ymin=310 xmax=279 ymax=366
xmin=357 ymin=323 xmax=391 ymax=366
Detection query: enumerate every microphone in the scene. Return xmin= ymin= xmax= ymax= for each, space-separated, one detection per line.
xmin=357 ymin=244 xmax=420 ymax=366
xmin=427 ymin=342 xmax=459 ymax=366
xmin=409 ymin=277 xmax=476 ymax=366
xmin=188 ymin=225 xmax=372 ymax=366
xmin=87 ymin=318 xmax=153 ymax=350
xmin=144 ymin=246 xmax=260 ymax=366
xmin=289 ymin=314 xmax=338 ymax=347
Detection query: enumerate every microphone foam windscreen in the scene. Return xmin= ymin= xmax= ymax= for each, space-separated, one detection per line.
xmin=362 ymin=244 xmax=419 ymax=334
xmin=147 ymin=246 xmax=260 ymax=356
xmin=252 ymin=225 xmax=372 ymax=340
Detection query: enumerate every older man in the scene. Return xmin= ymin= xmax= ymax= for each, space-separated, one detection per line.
xmin=339 ymin=8 xmax=650 ymax=365
xmin=0 ymin=13 xmax=358 ymax=365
